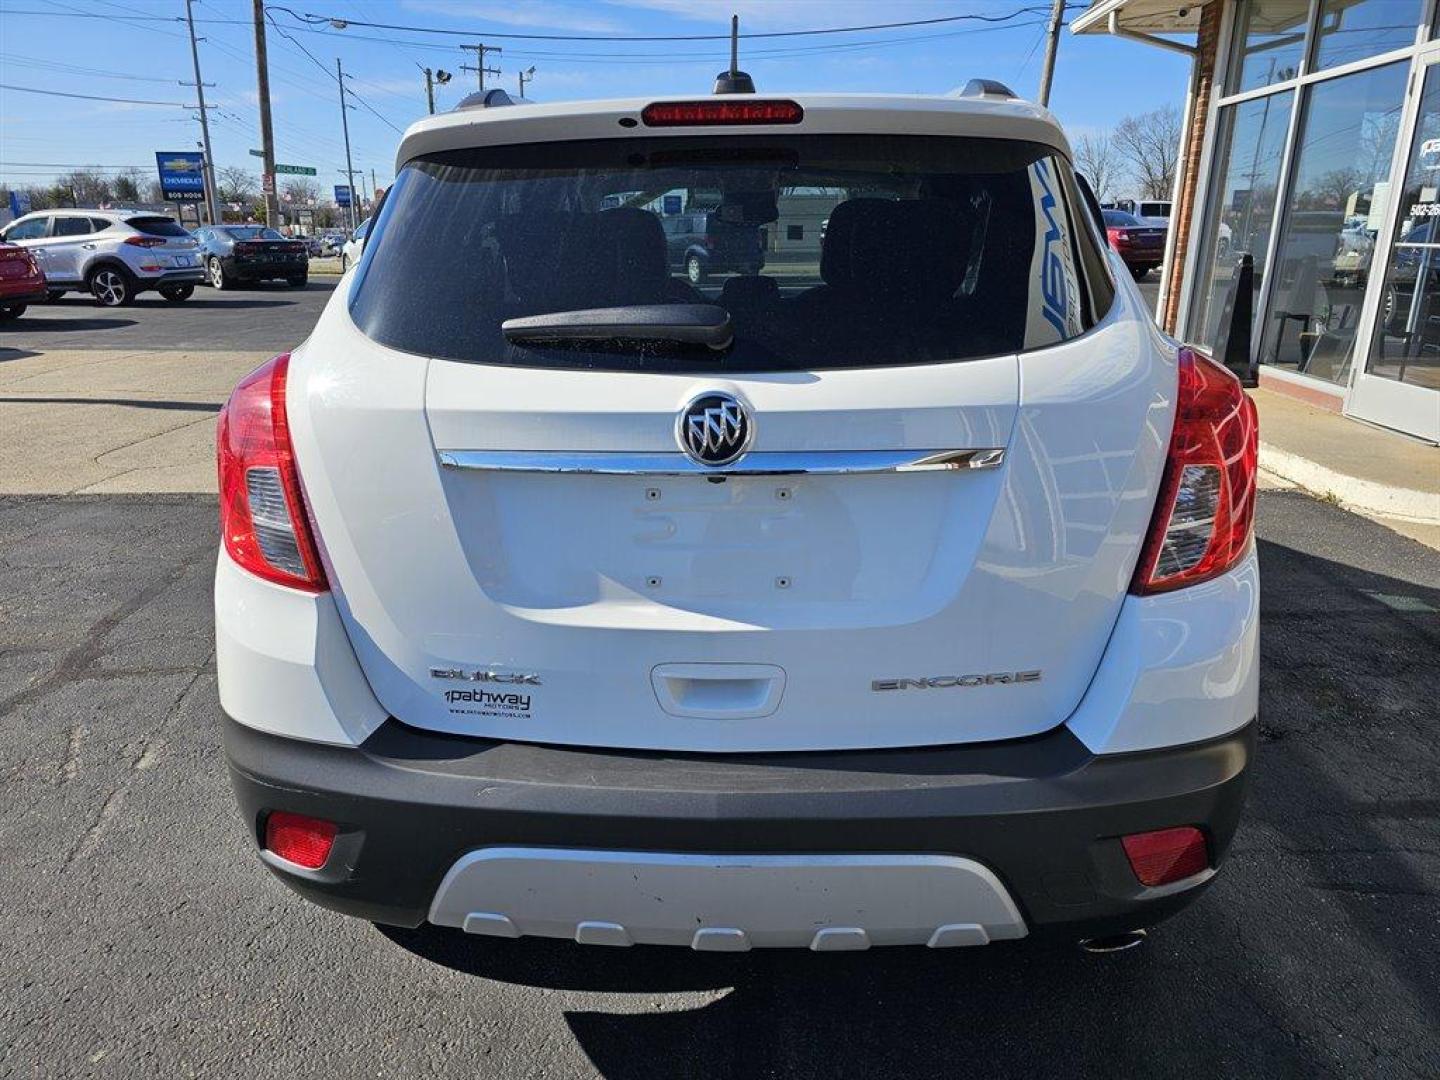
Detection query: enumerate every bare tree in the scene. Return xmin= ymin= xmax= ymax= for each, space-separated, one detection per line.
xmin=281 ymin=178 xmax=320 ymax=206
xmin=53 ymin=169 xmax=113 ymax=207
xmin=1309 ymin=167 xmax=1365 ymax=210
xmin=217 ymin=165 xmax=258 ymax=205
xmin=1113 ymin=104 xmax=1183 ymax=199
xmin=1073 ymin=132 xmax=1120 ymax=202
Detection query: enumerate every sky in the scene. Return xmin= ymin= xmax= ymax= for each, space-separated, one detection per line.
xmin=0 ymin=0 xmax=1193 ymax=203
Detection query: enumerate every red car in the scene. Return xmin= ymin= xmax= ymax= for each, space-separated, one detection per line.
xmin=1102 ymin=209 xmax=1167 ymax=280
xmin=0 ymin=240 xmax=47 ymax=322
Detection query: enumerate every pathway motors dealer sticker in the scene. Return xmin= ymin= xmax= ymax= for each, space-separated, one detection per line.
xmin=441 ymin=687 xmax=533 ymax=720
xmin=430 ymin=666 xmax=538 ymax=719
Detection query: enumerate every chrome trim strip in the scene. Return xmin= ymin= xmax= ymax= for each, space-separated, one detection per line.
xmin=436 ymin=448 xmax=1005 ymax=476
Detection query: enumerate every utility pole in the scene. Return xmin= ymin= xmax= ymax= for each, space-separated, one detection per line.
xmin=460 ymin=43 xmax=502 ymax=90
xmin=371 ymin=167 xmax=378 ymax=202
xmin=419 ymin=65 xmax=451 ymax=115
xmin=518 ymin=65 xmax=535 ymax=99
xmin=1036 ymin=0 xmax=1067 ymax=108
xmin=252 ymin=0 xmax=278 ymax=227
xmin=183 ymin=0 xmax=219 ymax=225
xmin=336 ymin=58 xmax=357 ymax=231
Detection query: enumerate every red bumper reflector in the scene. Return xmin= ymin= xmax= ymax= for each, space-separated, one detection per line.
xmin=1121 ymin=826 xmax=1209 ymax=887
xmin=264 ymin=811 xmax=337 ymax=869
xmin=641 ymin=100 xmax=803 ymax=126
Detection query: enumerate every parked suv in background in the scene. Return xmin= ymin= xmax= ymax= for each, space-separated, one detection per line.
xmin=663 ymin=209 xmax=765 ymax=283
xmin=339 ymin=218 xmax=370 ymax=272
xmin=195 ymin=225 xmax=309 ymax=289
xmin=0 ymin=210 xmax=203 ymax=306
xmin=217 ymin=87 xmax=1259 ymax=953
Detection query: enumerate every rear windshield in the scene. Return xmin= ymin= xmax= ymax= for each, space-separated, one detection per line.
xmin=1104 ymin=210 xmax=1143 ymax=227
xmin=351 ymin=135 xmax=1113 ymax=373
xmin=223 ymin=227 xmax=283 ymax=240
xmin=126 ymin=216 xmax=190 ymax=237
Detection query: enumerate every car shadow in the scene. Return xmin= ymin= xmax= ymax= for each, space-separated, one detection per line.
xmin=134 ymin=296 xmax=307 ymax=308
xmin=0 ymin=317 xmax=136 ymax=333
xmin=0 ymin=396 xmax=220 ymax=412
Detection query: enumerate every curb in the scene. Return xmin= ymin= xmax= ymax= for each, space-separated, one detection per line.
xmin=1258 ymin=441 xmax=1440 ymax=525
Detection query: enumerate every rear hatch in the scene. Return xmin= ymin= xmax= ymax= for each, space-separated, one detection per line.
xmin=292 ymin=111 xmax=1166 ymax=752
xmin=124 ymin=215 xmax=200 ymax=268
xmin=228 ymin=228 xmax=307 ymax=265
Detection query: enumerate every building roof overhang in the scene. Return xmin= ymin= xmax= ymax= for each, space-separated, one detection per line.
xmin=1071 ymin=0 xmax=1206 ymax=36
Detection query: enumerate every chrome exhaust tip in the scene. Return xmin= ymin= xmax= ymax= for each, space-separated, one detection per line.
xmin=1078 ymin=929 xmax=1147 ymax=954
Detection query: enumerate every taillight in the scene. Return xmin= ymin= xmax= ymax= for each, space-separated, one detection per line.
xmin=1113 ymin=229 xmax=1130 ymax=241
xmin=216 ymin=353 xmax=328 ymax=593
xmin=123 ymin=235 xmax=167 ymax=248
xmin=1131 ymin=347 xmax=1258 ymax=594
xmin=641 ymin=99 xmax=803 ymax=126
xmin=264 ymin=811 xmax=337 ymax=869
xmin=1122 ymin=827 xmax=1209 ymax=887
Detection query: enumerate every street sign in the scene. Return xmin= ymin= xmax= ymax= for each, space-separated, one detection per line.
xmin=334 ymin=185 xmax=352 ymax=207
xmin=249 ymin=149 xmax=265 ymax=158
xmin=274 ymin=163 xmax=317 ymax=176
xmin=663 ymin=194 xmax=682 ymax=215
xmin=155 ymin=151 xmax=206 ymax=202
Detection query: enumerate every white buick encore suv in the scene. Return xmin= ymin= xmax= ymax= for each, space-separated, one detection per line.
xmin=215 ymin=83 xmax=1259 ymax=952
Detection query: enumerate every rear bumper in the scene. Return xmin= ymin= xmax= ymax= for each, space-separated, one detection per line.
xmin=224 ymin=713 xmax=1255 ymax=942
xmin=222 ymin=255 xmax=307 ymax=280
xmin=0 ymin=284 xmax=47 ymax=305
xmin=136 ymin=269 xmax=205 ymax=288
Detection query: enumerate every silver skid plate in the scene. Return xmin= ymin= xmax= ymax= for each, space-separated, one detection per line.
xmin=428 ymin=848 xmax=1027 ymax=950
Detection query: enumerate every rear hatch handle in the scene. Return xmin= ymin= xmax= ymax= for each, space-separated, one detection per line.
xmin=502 ymin=304 xmax=734 ymax=350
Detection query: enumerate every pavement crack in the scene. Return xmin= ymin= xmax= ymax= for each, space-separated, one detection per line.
xmin=0 ymin=543 xmax=212 ymax=719
xmin=55 ymin=723 xmax=84 ymax=785
xmin=61 ymin=785 xmax=125 ymax=870
xmin=92 ymin=411 xmax=218 ymax=468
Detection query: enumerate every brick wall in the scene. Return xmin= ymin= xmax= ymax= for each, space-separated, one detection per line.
xmin=1162 ymin=0 xmax=1224 ymax=335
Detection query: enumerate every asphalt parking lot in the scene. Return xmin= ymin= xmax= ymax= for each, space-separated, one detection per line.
xmin=2 ymin=274 xmax=1436 ymax=1078
xmin=4 ymin=279 xmax=337 ymax=355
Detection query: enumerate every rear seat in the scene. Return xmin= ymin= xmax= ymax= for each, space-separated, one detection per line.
xmin=496 ymin=208 xmax=695 ymax=316
xmin=789 ymin=198 xmax=972 ymax=363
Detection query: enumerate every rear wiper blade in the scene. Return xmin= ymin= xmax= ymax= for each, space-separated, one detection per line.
xmin=502 ymin=304 xmax=733 ymax=350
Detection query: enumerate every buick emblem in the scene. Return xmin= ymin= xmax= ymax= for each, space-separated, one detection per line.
xmin=676 ymin=393 xmax=752 ymax=467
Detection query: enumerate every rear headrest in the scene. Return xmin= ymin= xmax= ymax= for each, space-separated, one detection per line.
xmin=820 ymin=198 xmax=971 ymax=300
xmin=496 ymin=208 xmax=669 ymax=309
xmin=596 ymin=207 xmax=667 ymax=297
xmin=495 ymin=211 xmax=581 ymax=301
xmin=719 ymin=274 xmax=780 ymax=308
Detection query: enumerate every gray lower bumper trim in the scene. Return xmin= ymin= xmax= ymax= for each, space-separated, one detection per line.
xmin=428 ymin=847 xmax=1027 ymax=950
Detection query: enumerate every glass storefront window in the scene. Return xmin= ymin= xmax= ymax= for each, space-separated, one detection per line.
xmin=1365 ymin=64 xmax=1440 ymax=392
xmin=1313 ymin=0 xmax=1423 ymax=71
xmin=1258 ymin=61 xmax=1407 ymax=382
xmin=1189 ymin=94 xmax=1296 ymax=353
xmin=1228 ymin=0 xmax=1311 ymax=93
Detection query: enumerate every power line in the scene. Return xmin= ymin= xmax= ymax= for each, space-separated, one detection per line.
xmin=0 ymin=82 xmax=205 ymax=107
xmin=262 ymin=10 xmax=404 ymax=134
xmin=260 ymin=13 xmax=1050 ymax=65
xmin=267 ymin=4 xmax=1053 ymax=42
xmin=0 ymin=52 xmax=180 ymax=83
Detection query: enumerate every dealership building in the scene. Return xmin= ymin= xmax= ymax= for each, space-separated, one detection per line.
xmin=1076 ymin=0 xmax=1440 ymax=443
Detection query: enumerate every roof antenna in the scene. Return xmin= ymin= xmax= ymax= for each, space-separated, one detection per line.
xmin=713 ymin=14 xmax=755 ymax=94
